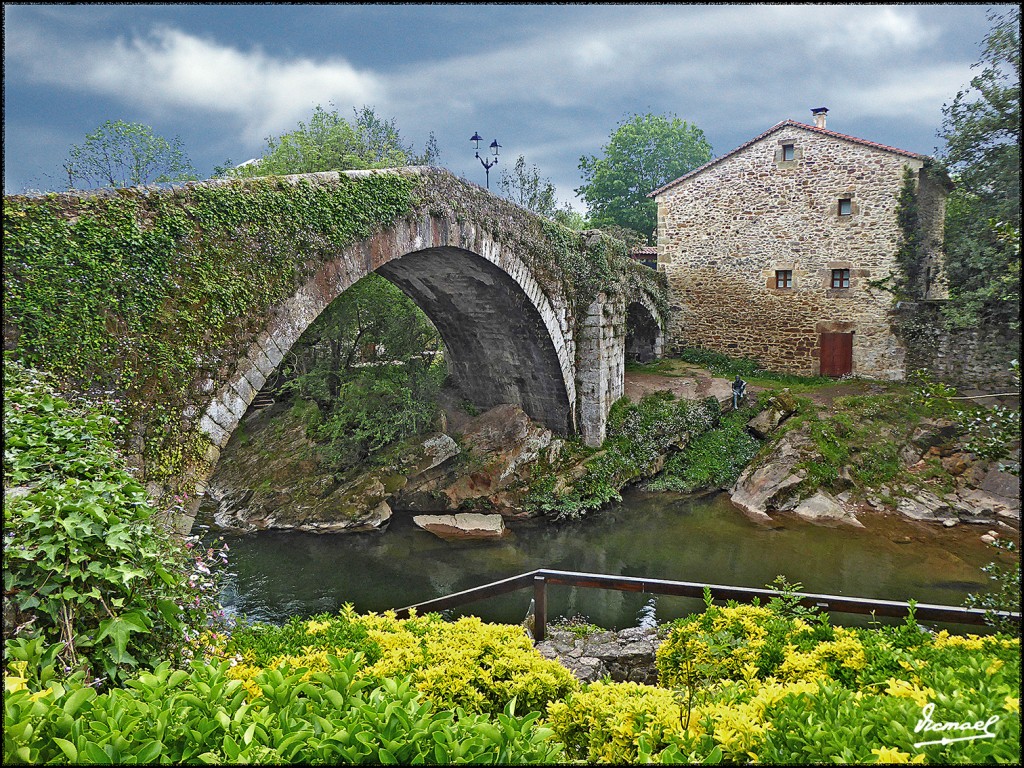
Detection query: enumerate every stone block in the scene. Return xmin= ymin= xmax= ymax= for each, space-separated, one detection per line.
xmin=221 ymin=388 xmax=249 ymax=421
xmin=199 ymin=415 xmax=230 ymax=447
xmin=205 ymin=399 xmax=238 ymax=432
xmin=230 ymin=373 xmax=256 ymax=405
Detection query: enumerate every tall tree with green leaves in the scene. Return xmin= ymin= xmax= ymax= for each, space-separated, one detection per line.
xmin=234 ymin=104 xmax=439 ymax=177
xmin=577 ymin=113 xmax=712 ymax=243
xmin=939 ymin=7 xmax=1020 ymax=328
xmin=63 ymin=120 xmax=198 ymax=189
xmin=281 ymin=274 xmax=444 ymax=471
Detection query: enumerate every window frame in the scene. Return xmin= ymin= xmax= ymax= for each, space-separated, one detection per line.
xmin=775 ymin=269 xmax=793 ymax=289
xmin=830 ymin=268 xmax=851 ymax=289
xmin=782 ymin=144 xmax=795 ymax=162
xmin=838 ymin=198 xmax=853 ymax=216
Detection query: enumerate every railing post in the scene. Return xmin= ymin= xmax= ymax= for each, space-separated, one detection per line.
xmin=533 ymin=574 xmax=547 ymax=642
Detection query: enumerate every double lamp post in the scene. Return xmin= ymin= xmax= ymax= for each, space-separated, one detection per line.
xmin=470 ymin=132 xmax=501 ymax=189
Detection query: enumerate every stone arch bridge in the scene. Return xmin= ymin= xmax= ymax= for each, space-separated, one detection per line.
xmin=4 ymin=167 xmax=666 ymax=533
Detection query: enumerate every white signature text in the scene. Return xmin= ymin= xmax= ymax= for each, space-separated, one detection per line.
xmin=913 ymin=702 xmax=1000 ymax=747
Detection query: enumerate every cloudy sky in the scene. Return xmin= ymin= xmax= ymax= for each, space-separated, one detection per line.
xmin=3 ymin=3 xmax=1011 ymax=208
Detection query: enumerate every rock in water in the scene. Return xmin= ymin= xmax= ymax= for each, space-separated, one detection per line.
xmin=412 ymin=513 xmax=506 ymax=540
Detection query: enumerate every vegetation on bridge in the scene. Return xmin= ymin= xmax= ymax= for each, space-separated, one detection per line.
xmin=3 ymin=173 xmax=418 ymax=505
xmin=3 ymin=168 xmax=666 ymax=514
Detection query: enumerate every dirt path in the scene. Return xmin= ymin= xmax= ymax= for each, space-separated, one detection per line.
xmin=624 ymin=362 xmax=757 ymax=407
xmin=624 ymin=362 xmax=891 ymax=411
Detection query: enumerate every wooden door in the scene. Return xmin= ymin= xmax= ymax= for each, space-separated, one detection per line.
xmin=819 ymin=332 xmax=853 ymax=377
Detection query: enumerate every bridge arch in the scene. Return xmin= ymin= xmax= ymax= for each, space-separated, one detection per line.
xmin=196 ymin=205 xmax=578 ymax=496
xmin=625 ymin=295 xmax=665 ymax=364
xmin=2 ymin=166 xmax=670 ymax=533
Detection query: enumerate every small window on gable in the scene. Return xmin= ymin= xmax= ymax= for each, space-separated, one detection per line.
xmin=782 ymin=144 xmax=795 ymax=162
xmin=775 ymin=270 xmax=793 ymax=289
xmin=838 ymin=198 xmax=853 ymax=216
xmin=831 ymin=269 xmax=850 ymax=289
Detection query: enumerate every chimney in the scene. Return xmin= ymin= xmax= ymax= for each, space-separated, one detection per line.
xmin=811 ymin=107 xmax=829 ymax=129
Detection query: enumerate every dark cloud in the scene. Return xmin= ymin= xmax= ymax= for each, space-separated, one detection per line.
xmin=4 ymin=4 xmax=1013 ymax=206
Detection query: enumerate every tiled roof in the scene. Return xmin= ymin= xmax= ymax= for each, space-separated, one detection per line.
xmin=631 ymin=246 xmax=658 ymax=256
xmin=648 ymin=120 xmax=929 ymax=198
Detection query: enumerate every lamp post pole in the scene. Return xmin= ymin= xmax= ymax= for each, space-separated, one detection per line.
xmin=470 ymin=132 xmax=501 ymax=189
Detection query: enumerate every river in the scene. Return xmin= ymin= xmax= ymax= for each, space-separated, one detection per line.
xmin=201 ymin=488 xmax=1002 ymax=629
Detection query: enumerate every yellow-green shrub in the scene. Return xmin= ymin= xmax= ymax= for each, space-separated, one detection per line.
xmin=656 ymin=602 xmax=777 ymax=687
xmin=545 ymin=681 xmax=692 ymax=763
xmin=217 ymin=610 xmax=578 ymax=716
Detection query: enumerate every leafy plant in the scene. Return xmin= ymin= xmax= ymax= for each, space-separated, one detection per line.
xmin=3 ymin=359 xmax=226 ymax=687
xmin=523 ymin=394 xmax=720 ymax=520
xmin=577 ymin=112 xmax=713 ymax=242
xmin=647 ymin=405 xmax=760 ymax=493
xmin=3 ymin=653 xmax=565 ymax=765
xmin=964 ymin=538 xmax=1022 ymax=634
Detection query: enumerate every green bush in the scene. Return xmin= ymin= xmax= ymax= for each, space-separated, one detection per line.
xmin=218 ymin=610 xmax=579 ymax=717
xmin=3 ymin=653 xmax=565 ymax=765
xmin=525 ymin=393 xmax=720 ymax=520
xmin=652 ymin=594 xmax=1021 ymax=764
xmin=3 ymin=359 xmax=225 ymax=687
xmin=647 ymin=406 xmax=760 ymax=493
xmin=546 ymin=681 xmax=701 ymax=763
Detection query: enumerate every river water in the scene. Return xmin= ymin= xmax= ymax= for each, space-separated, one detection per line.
xmin=203 ymin=489 xmax=1002 ymax=630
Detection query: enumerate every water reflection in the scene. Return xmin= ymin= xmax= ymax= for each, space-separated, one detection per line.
xmin=205 ymin=490 xmax=997 ymax=628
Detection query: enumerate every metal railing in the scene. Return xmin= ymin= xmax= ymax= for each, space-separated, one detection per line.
xmin=394 ymin=568 xmax=1020 ymax=641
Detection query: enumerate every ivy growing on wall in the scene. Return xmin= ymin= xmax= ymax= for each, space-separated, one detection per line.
xmin=893 ymin=166 xmax=924 ymax=299
xmin=3 ymin=174 xmax=418 ymax=493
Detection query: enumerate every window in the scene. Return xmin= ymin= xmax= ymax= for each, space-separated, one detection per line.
xmin=831 ymin=269 xmax=850 ymax=289
xmin=782 ymin=144 xmax=795 ymax=162
xmin=838 ymin=198 xmax=853 ymax=216
xmin=775 ymin=270 xmax=793 ymax=289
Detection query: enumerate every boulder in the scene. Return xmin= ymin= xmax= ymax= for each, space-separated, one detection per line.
xmin=910 ymin=418 xmax=959 ymax=452
xmin=895 ymin=490 xmax=956 ymax=523
xmin=789 ymin=490 xmax=864 ymax=528
xmin=413 ymin=513 xmax=506 ymax=540
xmin=746 ymin=391 xmax=797 ymax=439
xmin=398 ymin=404 xmax=555 ymax=514
xmin=535 ymin=625 xmax=665 ymax=685
xmin=730 ymin=429 xmax=812 ymax=521
xmin=980 ymin=467 xmax=1021 ymax=502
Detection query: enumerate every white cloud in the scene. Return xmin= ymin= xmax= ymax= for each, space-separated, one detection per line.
xmin=9 ymin=26 xmax=384 ymax=143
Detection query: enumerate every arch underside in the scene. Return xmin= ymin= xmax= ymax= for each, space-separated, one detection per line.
xmin=625 ymin=301 xmax=663 ymax=363
xmin=376 ymin=246 xmax=574 ymax=435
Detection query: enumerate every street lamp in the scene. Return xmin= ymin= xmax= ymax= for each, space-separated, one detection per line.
xmin=470 ymin=132 xmax=501 ymax=189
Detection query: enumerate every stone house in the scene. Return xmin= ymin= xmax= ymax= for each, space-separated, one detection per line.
xmin=650 ymin=108 xmax=950 ymax=379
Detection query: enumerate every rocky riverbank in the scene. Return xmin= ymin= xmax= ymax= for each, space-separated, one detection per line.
xmin=199 ymin=364 xmax=1019 ymax=539
xmin=726 ymin=387 xmax=1020 ymax=535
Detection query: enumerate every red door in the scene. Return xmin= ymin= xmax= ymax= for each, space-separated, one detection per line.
xmin=819 ymin=332 xmax=853 ymax=377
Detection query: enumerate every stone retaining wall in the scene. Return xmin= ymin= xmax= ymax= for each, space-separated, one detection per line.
xmin=895 ymin=301 xmax=1021 ymax=391
xmin=535 ymin=626 xmax=666 ymax=685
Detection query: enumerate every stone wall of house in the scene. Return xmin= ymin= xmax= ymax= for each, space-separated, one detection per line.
xmin=655 ymin=126 xmax=938 ymax=379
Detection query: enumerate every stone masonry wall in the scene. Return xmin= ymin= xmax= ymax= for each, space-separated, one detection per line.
xmin=656 ymin=126 xmax=937 ymax=379
xmin=896 ymin=301 xmax=1021 ymax=391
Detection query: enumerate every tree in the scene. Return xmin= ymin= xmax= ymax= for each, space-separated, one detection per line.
xmin=281 ymin=274 xmax=444 ymax=470
xmin=577 ymin=113 xmax=712 ymax=243
xmin=63 ymin=120 xmax=198 ymax=189
xmin=498 ymin=155 xmax=558 ymax=217
xmin=234 ymin=104 xmax=439 ymax=177
xmin=939 ymin=8 xmax=1020 ymax=328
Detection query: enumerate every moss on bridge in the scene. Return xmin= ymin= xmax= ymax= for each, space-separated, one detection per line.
xmin=3 ymin=168 xmax=666 ymax=519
